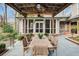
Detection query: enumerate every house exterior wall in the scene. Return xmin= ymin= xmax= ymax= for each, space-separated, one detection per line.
xmin=71 ymin=4 xmax=78 ymax=17
xmin=15 ymin=12 xmax=60 ymax=34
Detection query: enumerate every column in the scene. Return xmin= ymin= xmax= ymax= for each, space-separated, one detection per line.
xmin=24 ymin=18 xmax=26 ymax=33
xmin=56 ymin=19 xmax=60 ymax=34
xmin=51 ymin=14 xmax=54 ymax=35
xmin=33 ymin=19 xmax=35 ymax=34
xmin=69 ymin=21 xmax=71 ymax=34
xmin=27 ymin=19 xmax=29 ymax=34
xmin=50 ymin=18 xmax=51 ymax=34
xmin=4 ymin=4 xmax=7 ymax=24
xmin=44 ymin=18 xmax=45 ymax=34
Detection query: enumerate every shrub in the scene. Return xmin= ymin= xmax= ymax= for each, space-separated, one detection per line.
xmin=0 ymin=43 xmax=6 ymax=49
xmin=38 ymin=33 xmax=43 ymax=39
xmin=3 ymin=24 xmax=13 ymax=33
xmin=0 ymin=34 xmax=5 ymax=41
xmin=17 ymin=35 xmax=24 ymax=40
xmin=44 ymin=33 xmax=49 ymax=37
xmin=0 ymin=43 xmax=6 ymax=53
xmin=26 ymin=34 xmax=32 ymax=42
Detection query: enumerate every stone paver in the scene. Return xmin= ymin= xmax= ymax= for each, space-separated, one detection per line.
xmin=3 ymin=35 xmax=79 ymax=56
xmin=52 ymin=35 xmax=79 ymax=56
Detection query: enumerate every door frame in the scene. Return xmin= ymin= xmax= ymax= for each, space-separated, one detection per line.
xmin=34 ymin=21 xmax=45 ymax=34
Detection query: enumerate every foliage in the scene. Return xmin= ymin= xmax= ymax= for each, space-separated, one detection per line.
xmin=0 ymin=43 xmax=6 ymax=53
xmin=3 ymin=23 xmax=14 ymax=33
xmin=38 ymin=33 xmax=43 ymax=39
xmin=17 ymin=35 xmax=24 ymax=40
xmin=0 ymin=34 xmax=5 ymax=41
xmin=0 ymin=43 xmax=6 ymax=49
xmin=0 ymin=23 xmax=18 ymax=40
xmin=44 ymin=33 xmax=49 ymax=37
xmin=71 ymin=25 xmax=77 ymax=30
xmin=26 ymin=33 xmax=33 ymax=41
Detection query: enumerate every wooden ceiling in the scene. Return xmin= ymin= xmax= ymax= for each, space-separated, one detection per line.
xmin=6 ymin=3 xmax=72 ymax=16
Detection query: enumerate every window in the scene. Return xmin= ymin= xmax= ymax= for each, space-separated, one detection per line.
xmin=45 ymin=19 xmax=50 ymax=33
xmin=29 ymin=19 xmax=33 ymax=33
xmin=25 ymin=20 xmax=27 ymax=33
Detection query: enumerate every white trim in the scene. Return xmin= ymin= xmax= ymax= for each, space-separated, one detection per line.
xmin=33 ymin=19 xmax=35 ymax=34
xmin=44 ymin=18 xmax=45 ymax=34
xmin=35 ymin=21 xmax=44 ymax=34
xmin=27 ymin=19 xmax=29 ymax=33
xmin=50 ymin=19 xmax=51 ymax=34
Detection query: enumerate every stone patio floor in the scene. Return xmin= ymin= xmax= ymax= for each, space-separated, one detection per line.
xmin=2 ymin=35 xmax=79 ymax=56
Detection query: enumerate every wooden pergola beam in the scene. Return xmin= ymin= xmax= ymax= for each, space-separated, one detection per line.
xmin=6 ymin=3 xmax=72 ymax=17
xmin=55 ymin=3 xmax=72 ymax=16
xmin=6 ymin=3 xmax=26 ymax=16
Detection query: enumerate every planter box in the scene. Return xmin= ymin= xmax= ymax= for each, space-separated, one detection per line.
xmin=65 ymin=37 xmax=79 ymax=45
xmin=0 ymin=49 xmax=8 ymax=56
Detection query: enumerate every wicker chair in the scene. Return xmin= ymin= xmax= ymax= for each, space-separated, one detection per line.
xmin=32 ymin=45 xmax=48 ymax=56
xmin=22 ymin=37 xmax=29 ymax=55
xmin=48 ymin=36 xmax=58 ymax=55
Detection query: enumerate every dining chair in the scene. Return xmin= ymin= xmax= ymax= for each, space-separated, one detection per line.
xmin=22 ymin=37 xmax=29 ymax=56
xmin=48 ymin=36 xmax=58 ymax=55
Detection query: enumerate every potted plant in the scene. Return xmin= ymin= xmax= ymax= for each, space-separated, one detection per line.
xmin=26 ymin=33 xmax=34 ymax=42
xmin=5 ymin=31 xmax=18 ymax=47
xmin=44 ymin=33 xmax=49 ymax=37
xmin=17 ymin=35 xmax=24 ymax=41
xmin=0 ymin=43 xmax=6 ymax=54
xmin=38 ymin=33 xmax=43 ymax=39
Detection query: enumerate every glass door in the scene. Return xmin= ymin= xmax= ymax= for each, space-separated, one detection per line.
xmin=35 ymin=21 xmax=44 ymax=33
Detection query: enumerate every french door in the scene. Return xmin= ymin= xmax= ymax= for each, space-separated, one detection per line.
xmin=35 ymin=21 xmax=44 ymax=33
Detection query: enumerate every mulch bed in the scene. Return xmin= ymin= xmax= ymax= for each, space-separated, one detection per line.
xmin=0 ymin=49 xmax=8 ymax=56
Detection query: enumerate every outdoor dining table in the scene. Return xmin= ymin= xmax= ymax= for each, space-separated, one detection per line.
xmin=29 ymin=37 xmax=53 ymax=48
xmin=28 ymin=36 xmax=53 ymax=55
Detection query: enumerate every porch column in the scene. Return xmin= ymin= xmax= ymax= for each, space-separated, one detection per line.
xmin=24 ymin=18 xmax=26 ymax=33
xmin=69 ymin=21 xmax=71 ymax=34
xmin=4 ymin=4 xmax=7 ymax=24
xmin=56 ymin=19 xmax=60 ymax=34
xmin=33 ymin=19 xmax=35 ymax=34
xmin=44 ymin=18 xmax=45 ymax=34
xmin=27 ymin=19 xmax=29 ymax=34
xmin=51 ymin=14 xmax=54 ymax=34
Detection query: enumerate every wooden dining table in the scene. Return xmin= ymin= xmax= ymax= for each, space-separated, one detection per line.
xmin=28 ymin=36 xmax=53 ymax=55
xmin=29 ymin=37 xmax=53 ymax=48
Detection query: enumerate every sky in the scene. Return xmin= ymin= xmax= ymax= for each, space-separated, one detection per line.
xmin=0 ymin=3 xmax=15 ymax=22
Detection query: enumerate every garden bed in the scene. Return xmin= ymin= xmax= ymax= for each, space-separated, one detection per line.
xmin=66 ymin=36 xmax=79 ymax=45
xmin=0 ymin=49 xmax=8 ymax=56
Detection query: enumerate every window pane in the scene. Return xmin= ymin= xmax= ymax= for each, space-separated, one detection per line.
xmin=45 ymin=29 xmax=50 ymax=33
xmin=45 ymin=20 xmax=50 ymax=28
xmin=25 ymin=20 xmax=27 ymax=33
xmin=29 ymin=29 xmax=33 ymax=33
xmin=40 ymin=23 xmax=43 ymax=28
xmin=36 ymin=23 xmax=39 ymax=28
xmin=29 ymin=20 xmax=33 ymax=28
xmin=40 ymin=29 xmax=43 ymax=32
xmin=36 ymin=29 xmax=39 ymax=32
